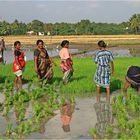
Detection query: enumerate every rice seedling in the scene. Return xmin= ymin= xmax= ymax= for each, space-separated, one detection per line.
xmin=0 ymin=57 xmax=140 ymax=96
xmin=91 ymin=89 xmax=140 ymax=139
xmin=1 ymin=54 xmax=140 ymax=138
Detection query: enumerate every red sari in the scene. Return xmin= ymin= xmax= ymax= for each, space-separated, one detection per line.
xmin=59 ymin=48 xmax=73 ymax=73
xmin=13 ymin=49 xmax=26 ymax=73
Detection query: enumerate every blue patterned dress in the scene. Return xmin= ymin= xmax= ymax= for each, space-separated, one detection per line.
xmin=94 ymin=50 xmax=114 ymax=88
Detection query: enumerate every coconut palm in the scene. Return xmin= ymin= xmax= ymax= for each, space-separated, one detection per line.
xmin=129 ymin=14 xmax=140 ymax=34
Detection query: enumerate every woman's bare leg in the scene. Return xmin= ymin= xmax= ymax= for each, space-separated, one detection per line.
xmin=47 ymin=70 xmax=53 ymax=83
xmin=14 ymin=76 xmax=18 ymax=91
xmin=96 ymin=85 xmax=100 ymax=102
xmin=18 ymin=76 xmax=22 ymax=90
xmin=106 ymin=87 xmax=110 ymax=103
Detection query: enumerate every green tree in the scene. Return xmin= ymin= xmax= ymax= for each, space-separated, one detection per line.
xmin=27 ymin=20 xmax=44 ymax=33
xmin=10 ymin=19 xmax=27 ymax=35
xmin=129 ymin=14 xmax=140 ymax=34
xmin=0 ymin=21 xmax=11 ymax=35
xmin=76 ymin=19 xmax=91 ymax=35
xmin=44 ymin=23 xmax=54 ymax=35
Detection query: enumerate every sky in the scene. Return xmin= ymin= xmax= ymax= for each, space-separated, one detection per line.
xmin=0 ymin=0 xmax=140 ymax=23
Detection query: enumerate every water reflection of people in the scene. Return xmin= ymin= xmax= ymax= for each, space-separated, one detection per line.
xmin=94 ymin=101 xmax=112 ymax=137
xmin=61 ymin=101 xmax=74 ymax=132
xmin=34 ymin=40 xmax=53 ymax=83
xmin=123 ymin=66 xmax=140 ymax=98
xmin=0 ymin=37 xmax=6 ymax=64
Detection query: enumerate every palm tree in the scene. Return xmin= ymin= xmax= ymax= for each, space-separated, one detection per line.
xmin=129 ymin=14 xmax=140 ymax=34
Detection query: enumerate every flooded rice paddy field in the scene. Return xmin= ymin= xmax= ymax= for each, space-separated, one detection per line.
xmin=0 ymin=92 xmax=96 ymax=139
xmin=3 ymin=48 xmax=78 ymax=64
xmin=0 ymin=88 xmax=121 ymax=139
xmin=3 ymin=44 xmax=140 ymax=64
xmin=0 ymin=44 xmax=140 ymax=139
xmin=0 ymin=88 xmax=137 ymax=139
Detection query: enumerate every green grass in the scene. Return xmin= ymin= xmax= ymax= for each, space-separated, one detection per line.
xmin=0 ymin=57 xmax=140 ymax=96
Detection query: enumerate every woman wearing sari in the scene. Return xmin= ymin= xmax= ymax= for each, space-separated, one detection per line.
xmin=34 ymin=40 xmax=53 ymax=83
xmin=13 ymin=41 xmax=26 ymax=91
xmin=0 ymin=37 xmax=6 ymax=64
xmin=59 ymin=40 xmax=73 ymax=84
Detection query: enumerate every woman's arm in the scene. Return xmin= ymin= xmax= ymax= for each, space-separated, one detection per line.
xmin=66 ymin=58 xmax=71 ymax=67
xmin=34 ymin=56 xmax=38 ymax=73
xmin=15 ymin=56 xmax=22 ymax=70
xmin=49 ymin=57 xmax=57 ymax=66
xmin=111 ymin=61 xmax=114 ymax=76
xmin=14 ymin=50 xmax=22 ymax=69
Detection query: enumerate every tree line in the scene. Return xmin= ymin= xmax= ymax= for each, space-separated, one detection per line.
xmin=0 ymin=14 xmax=140 ymax=36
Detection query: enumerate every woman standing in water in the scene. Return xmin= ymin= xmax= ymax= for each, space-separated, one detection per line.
xmin=34 ymin=40 xmax=53 ymax=83
xmin=59 ymin=40 xmax=73 ymax=84
xmin=0 ymin=37 xmax=6 ymax=64
xmin=94 ymin=40 xmax=114 ymax=102
xmin=13 ymin=41 xmax=26 ymax=91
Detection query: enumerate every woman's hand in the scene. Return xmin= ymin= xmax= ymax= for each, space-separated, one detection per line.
xmin=112 ymin=70 xmax=114 ymax=76
xmin=19 ymin=65 xmax=22 ymax=70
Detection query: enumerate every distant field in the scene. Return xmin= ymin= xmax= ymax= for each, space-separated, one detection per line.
xmin=3 ymin=35 xmax=140 ymax=46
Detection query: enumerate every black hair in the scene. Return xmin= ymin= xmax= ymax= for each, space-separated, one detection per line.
xmin=36 ymin=40 xmax=44 ymax=45
xmin=61 ymin=40 xmax=69 ymax=48
xmin=14 ymin=41 xmax=21 ymax=47
xmin=98 ymin=40 xmax=107 ymax=48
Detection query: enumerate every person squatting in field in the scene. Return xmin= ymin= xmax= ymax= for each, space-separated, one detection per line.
xmin=59 ymin=40 xmax=74 ymax=84
xmin=94 ymin=40 xmax=114 ymax=102
xmin=34 ymin=39 xmax=53 ymax=83
xmin=0 ymin=37 xmax=6 ymax=64
xmin=13 ymin=41 xmax=26 ymax=91
xmin=123 ymin=66 xmax=140 ymax=98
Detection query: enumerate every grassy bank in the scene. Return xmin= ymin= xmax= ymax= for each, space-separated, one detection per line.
xmin=0 ymin=57 xmax=140 ymax=96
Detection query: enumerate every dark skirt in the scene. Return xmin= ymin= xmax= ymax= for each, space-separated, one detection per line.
xmin=126 ymin=66 xmax=140 ymax=86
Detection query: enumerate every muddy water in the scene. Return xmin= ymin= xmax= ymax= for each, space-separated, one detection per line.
xmin=74 ymin=46 xmax=140 ymax=58
xmin=74 ymin=49 xmax=134 ymax=58
xmin=0 ymin=89 xmax=122 ymax=139
xmin=25 ymin=97 xmax=96 ymax=139
xmin=3 ymin=48 xmax=79 ymax=64
xmin=3 ymin=47 xmax=140 ymax=64
xmin=0 ymin=93 xmax=96 ymax=139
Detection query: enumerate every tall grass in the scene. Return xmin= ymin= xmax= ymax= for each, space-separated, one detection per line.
xmin=0 ymin=57 xmax=140 ymax=96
